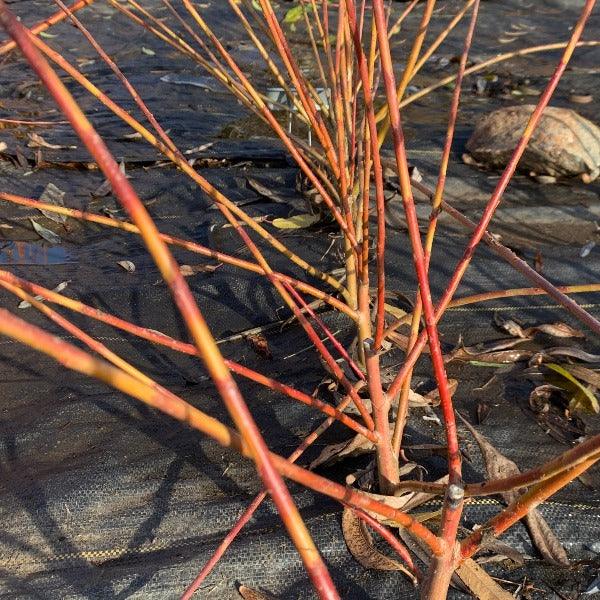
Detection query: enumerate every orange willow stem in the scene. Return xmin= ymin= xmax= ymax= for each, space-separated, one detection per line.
xmin=394 ymin=432 xmax=600 ymax=497
xmin=0 ymin=309 xmax=443 ymax=556
xmin=0 ymin=9 xmax=337 ymax=596
xmin=384 ymin=184 xmax=600 ymax=340
xmin=54 ymin=0 xmax=180 ymax=157
xmin=183 ymin=385 xmax=363 ymax=598
xmin=391 ymin=0 xmax=480 ymax=457
xmin=26 ymin=30 xmax=347 ymax=299
xmin=376 ymin=0 xmax=436 ymax=145
xmin=254 ymin=0 xmax=341 ymax=178
xmin=0 ymin=192 xmax=354 ymax=318
xmin=180 ymin=0 xmax=356 ymax=249
xmin=0 ymin=270 xmax=372 ymax=440
xmin=450 ymin=283 xmax=600 ymax=309
xmin=62 ymin=0 xmax=345 ymax=358
xmin=344 ymin=0 xmax=396 ymax=493
xmin=0 ymin=0 xmax=93 ymax=55
xmin=387 ymin=0 xmax=598 ymax=401
xmin=400 ymin=40 xmax=600 ymax=111
xmin=460 ymin=456 xmax=599 ymax=562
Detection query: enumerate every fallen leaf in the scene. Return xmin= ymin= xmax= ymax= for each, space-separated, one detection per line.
xmin=27 ymin=132 xmax=76 ymax=150
xmin=459 ymin=414 xmax=569 ymax=565
xmin=423 ymin=379 xmax=458 ymax=406
xmin=454 ymin=558 xmax=514 ymax=599
xmin=117 ymin=260 xmax=136 ymax=272
xmin=18 ymin=280 xmax=69 ymax=309
xmin=247 ymin=333 xmax=272 ymax=359
xmin=121 ymin=131 xmax=143 ymax=141
xmin=272 ymin=213 xmax=319 ymax=229
xmin=528 ymin=321 xmax=585 ymax=339
xmin=310 ymin=432 xmax=375 ymax=469
xmin=38 ymin=183 xmax=66 ymax=223
xmin=180 ymin=263 xmax=220 ymax=276
xmin=494 ymin=314 xmax=528 ymax=338
xmin=531 ymin=346 xmax=600 ymax=364
xmin=184 ymin=141 xmax=214 ymax=155
xmin=91 ymin=177 xmax=112 ymax=197
xmin=342 ymin=508 xmax=417 ymax=584
xmin=545 ymin=363 xmax=599 ymax=414
xmin=580 ymin=241 xmax=596 ymax=257
xmin=283 ymin=4 xmax=304 ymax=24
xmin=247 ymin=178 xmax=289 ymax=204
xmin=30 ymin=219 xmax=61 ymax=244
xmin=476 ymin=401 xmax=492 ymax=424
xmin=238 ymin=585 xmax=277 ymax=600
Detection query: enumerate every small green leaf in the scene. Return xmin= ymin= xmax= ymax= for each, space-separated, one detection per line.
xmin=272 ymin=213 xmax=319 ymax=230
xmin=545 ymin=363 xmax=600 ymax=414
xmin=141 ymin=47 xmax=155 ymax=56
xmin=39 ymin=31 xmax=58 ymax=39
xmin=284 ymin=5 xmax=304 ymax=24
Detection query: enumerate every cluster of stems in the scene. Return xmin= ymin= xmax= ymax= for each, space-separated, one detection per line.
xmin=0 ymin=0 xmax=599 ymax=598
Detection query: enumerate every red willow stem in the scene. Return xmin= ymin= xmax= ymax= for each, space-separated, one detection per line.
xmin=0 ymin=269 xmax=372 ymax=439
xmin=0 ymin=309 xmax=444 ymax=558
xmin=285 ymin=283 xmax=365 ymax=381
xmin=372 ymin=0 xmax=461 ymax=501
xmin=460 ymin=456 xmax=599 ymax=562
xmin=387 ymin=0 xmax=598 ymax=401
xmin=0 ymin=8 xmax=338 ymax=597
xmin=348 ymin=506 xmax=421 ymax=581
xmin=182 ymin=387 xmax=362 ymax=598
xmin=391 ymin=0 xmax=480 ymax=457
xmin=254 ymin=0 xmax=341 ymax=178
xmin=281 ymin=282 xmax=375 ymax=430
xmin=0 ymin=0 xmax=93 ymax=55
xmin=179 ymin=0 xmax=357 ymax=251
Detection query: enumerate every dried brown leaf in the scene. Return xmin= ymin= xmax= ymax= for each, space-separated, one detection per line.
xmin=342 ymin=508 xmax=417 ymax=584
xmin=238 ymin=585 xmax=277 ymax=600
xmin=180 ymin=263 xmax=221 ymax=277
xmin=30 ymin=219 xmax=61 ymax=244
xmin=454 ymin=558 xmax=514 ymax=600
xmin=247 ymin=333 xmax=272 ymax=360
xmin=246 ymin=178 xmax=287 ymax=204
xmin=494 ymin=314 xmax=528 ymax=339
xmin=529 ymin=321 xmax=585 ymax=339
xmin=424 ymin=379 xmax=458 ymax=406
xmin=310 ymin=433 xmax=375 ymax=469
xmin=27 ymin=132 xmax=76 ymax=150
xmin=459 ymin=414 xmax=569 ymax=565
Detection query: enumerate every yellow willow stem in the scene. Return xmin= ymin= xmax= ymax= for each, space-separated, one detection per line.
xmin=0 ymin=8 xmax=336 ymax=593
xmin=0 ymin=309 xmax=443 ymax=556
xmin=376 ymin=0 xmax=437 ymax=145
xmin=26 ymin=32 xmax=348 ymax=300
